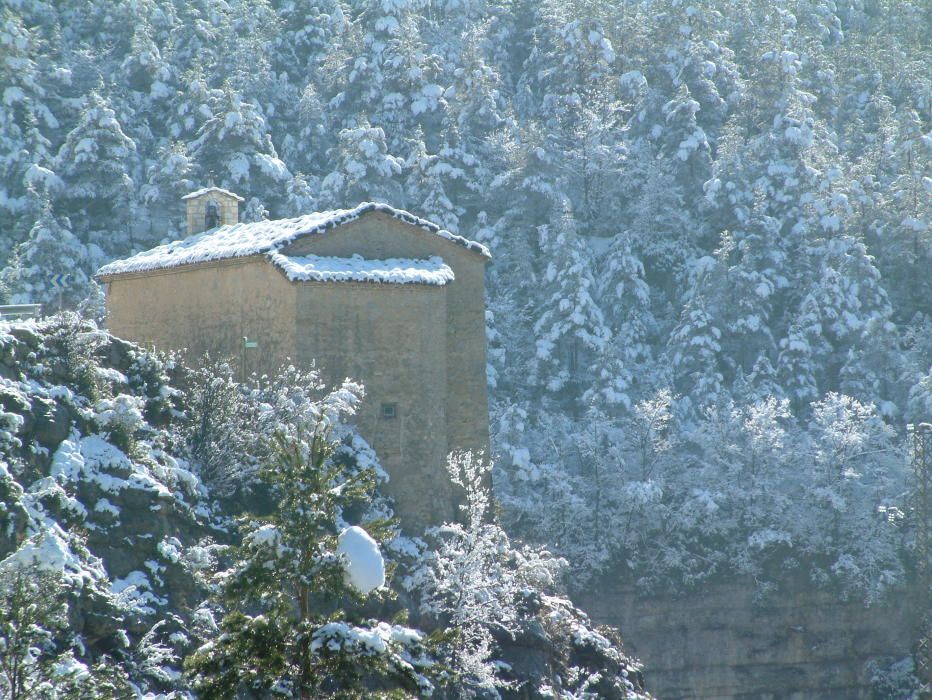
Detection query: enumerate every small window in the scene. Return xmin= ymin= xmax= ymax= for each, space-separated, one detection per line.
xmin=204 ymin=200 xmax=221 ymax=229
xmin=381 ymin=403 xmax=397 ymax=419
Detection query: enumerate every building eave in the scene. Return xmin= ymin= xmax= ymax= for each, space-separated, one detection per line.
xmin=96 ymin=202 xmax=490 ymax=281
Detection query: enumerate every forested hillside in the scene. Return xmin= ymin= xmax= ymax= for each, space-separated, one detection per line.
xmin=0 ymin=315 xmax=648 ymax=698
xmin=0 ymin=0 xmax=929 ymax=606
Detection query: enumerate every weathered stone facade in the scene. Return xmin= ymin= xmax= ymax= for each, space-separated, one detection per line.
xmin=99 ymin=205 xmax=490 ymax=529
xmin=577 ymin=576 xmax=924 ymax=699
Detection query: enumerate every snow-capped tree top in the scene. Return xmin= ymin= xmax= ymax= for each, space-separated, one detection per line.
xmin=336 ymin=525 xmax=385 ymax=595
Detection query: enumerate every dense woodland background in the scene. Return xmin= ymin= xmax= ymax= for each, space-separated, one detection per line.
xmin=1 ymin=0 xmax=930 ymax=603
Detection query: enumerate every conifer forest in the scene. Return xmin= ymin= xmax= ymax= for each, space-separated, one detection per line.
xmin=0 ymin=0 xmax=930 ymax=698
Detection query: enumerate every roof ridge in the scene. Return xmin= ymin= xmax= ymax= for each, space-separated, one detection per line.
xmin=181 ymin=186 xmax=245 ymax=202
xmin=96 ymin=202 xmax=490 ymax=279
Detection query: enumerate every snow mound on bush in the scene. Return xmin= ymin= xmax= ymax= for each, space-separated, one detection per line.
xmin=337 ymin=526 xmax=385 ymax=595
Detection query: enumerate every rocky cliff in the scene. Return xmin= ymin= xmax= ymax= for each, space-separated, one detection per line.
xmin=578 ymin=575 xmax=925 ymax=699
xmin=0 ymin=315 xmax=217 ymax=693
xmin=0 ymin=314 xmax=650 ymax=698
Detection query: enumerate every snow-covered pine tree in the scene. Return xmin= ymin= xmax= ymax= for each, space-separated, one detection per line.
xmin=586 ymin=232 xmax=654 ymax=413
xmin=776 ymin=292 xmax=825 ymax=413
xmin=532 ymin=213 xmax=611 ymax=409
xmin=418 ymin=452 xmax=531 ymax=696
xmin=324 ymin=0 xmax=444 ymax=164
xmin=0 ymin=10 xmax=59 ymax=261
xmin=138 ymin=141 xmax=195 ymax=245
xmin=713 ymin=201 xmax=786 ymax=379
xmin=0 ymin=562 xmax=132 ymax=698
xmin=518 ymin=0 xmax=624 ymax=231
xmin=319 ymin=119 xmax=403 ymax=208
xmin=701 ymin=4 xmax=863 ymax=398
xmin=54 ymin=92 xmax=137 ymax=253
xmin=622 ymin=148 xmax=699 ymax=302
xmin=777 ymin=235 xmax=894 ymax=409
xmin=185 ymin=391 xmax=434 ymax=699
xmin=162 ymin=67 xmax=218 ymax=143
xmin=795 ymin=393 xmax=906 ymax=601
xmin=120 ymin=19 xmax=168 ymax=98
xmin=667 ymin=257 xmax=725 ymax=409
xmin=189 ymin=86 xmax=291 ymax=220
xmin=273 ymin=0 xmax=347 ymax=83
xmin=405 ymin=133 xmax=463 ymax=232
xmin=278 ymin=82 xmax=332 ymax=188
xmin=819 ymin=236 xmax=895 ymax=405
xmin=1 ymin=198 xmax=92 ymax=308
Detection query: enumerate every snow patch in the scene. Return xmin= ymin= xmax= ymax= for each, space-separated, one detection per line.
xmin=181 ymin=186 xmax=244 ymax=202
xmin=269 ymin=252 xmax=454 ymax=285
xmin=337 ymin=525 xmax=385 ymax=595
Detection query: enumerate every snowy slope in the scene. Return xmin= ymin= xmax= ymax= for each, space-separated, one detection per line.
xmin=0 ymin=315 xmax=216 ymax=695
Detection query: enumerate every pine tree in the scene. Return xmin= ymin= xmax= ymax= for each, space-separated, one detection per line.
xmin=319 ymin=119 xmax=404 ymax=208
xmin=0 ymin=199 xmax=91 ymax=308
xmin=138 ymin=141 xmax=195 ymax=245
xmin=798 ymin=393 xmax=906 ymax=601
xmin=185 ymin=403 xmax=434 ymax=699
xmin=278 ymin=82 xmax=333 ymax=184
xmin=54 ymin=92 xmax=137 ymax=250
xmin=331 ymin=0 xmax=443 ymax=150
xmin=776 ymin=234 xmax=894 ymax=406
xmin=162 ymin=67 xmax=218 ymax=142
xmin=417 ymin=452 xmax=565 ymax=697
xmin=667 ymin=258 xmax=725 ymax=407
xmin=517 ymin=0 xmax=624 ymax=232
xmin=714 ymin=201 xmax=787 ymax=379
xmin=273 ymin=0 xmax=346 ymax=83
xmin=623 ymin=149 xmax=699 ymax=298
xmin=0 ymin=10 xmax=59 ymax=261
xmin=531 ymin=213 xmax=611 ymax=408
xmin=405 ymin=135 xmax=463 ymax=232
xmin=586 ymin=232 xmax=654 ymax=412
xmin=119 ymin=19 xmax=167 ymax=97
xmin=0 ymin=562 xmax=131 ymax=699
xmin=189 ymin=85 xmax=291 ymax=217
xmin=776 ymin=292 xmax=826 ymax=412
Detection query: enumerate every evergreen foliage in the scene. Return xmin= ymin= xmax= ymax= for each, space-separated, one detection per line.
xmin=0 ymin=562 xmax=131 ymax=699
xmin=185 ymin=412 xmax=435 ymax=699
xmin=0 ymin=315 xmax=650 ymax=697
xmin=0 ymin=0 xmax=928 ymax=604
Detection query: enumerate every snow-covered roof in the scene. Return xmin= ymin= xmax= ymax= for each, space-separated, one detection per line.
xmin=96 ymin=202 xmax=490 ymax=279
xmin=181 ymin=186 xmax=245 ymax=202
xmin=269 ymin=252 xmax=454 ymax=285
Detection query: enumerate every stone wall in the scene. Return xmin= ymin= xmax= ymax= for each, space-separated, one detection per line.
xmin=103 ymin=255 xmax=298 ymax=379
xmin=101 ymin=211 xmax=491 ymax=530
xmin=576 ymin=577 xmax=924 ymax=699
xmin=283 ymin=211 xmax=491 ymax=461
xmin=185 ymin=192 xmax=240 ymax=234
xmin=296 ymin=280 xmax=453 ymax=528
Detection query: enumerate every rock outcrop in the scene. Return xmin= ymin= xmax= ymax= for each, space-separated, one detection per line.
xmin=1 ymin=314 xmax=651 ymax=698
xmin=0 ymin=315 xmax=216 ymax=692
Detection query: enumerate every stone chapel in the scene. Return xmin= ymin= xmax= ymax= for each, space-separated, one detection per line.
xmin=97 ymin=188 xmax=491 ymax=528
